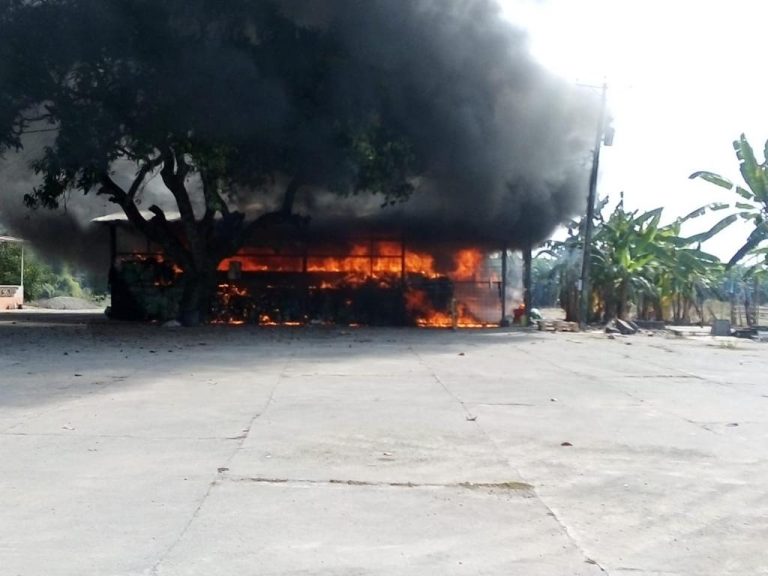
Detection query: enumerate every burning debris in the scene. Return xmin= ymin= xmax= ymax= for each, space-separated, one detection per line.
xmin=104 ymin=220 xmax=521 ymax=327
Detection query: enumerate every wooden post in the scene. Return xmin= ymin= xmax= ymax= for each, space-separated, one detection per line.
xmin=523 ymin=244 xmax=532 ymax=327
xmin=500 ymin=248 xmax=509 ymax=326
xmin=109 ymin=224 xmax=117 ymax=267
xmin=400 ymin=238 xmax=406 ymax=286
xmin=302 ymin=239 xmax=309 ymax=321
xmin=107 ymin=224 xmax=118 ymax=296
xmin=369 ymin=236 xmax=374 ymax=278
xmin=19 ymin=243 xmax=24 ymax=288
xmin=754 ymin=276 xmax=760 ymax=326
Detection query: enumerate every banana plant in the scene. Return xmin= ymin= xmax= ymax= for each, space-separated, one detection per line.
xmin=690 ymin=134 xmax=768 ymax=270
xmin=547 ymin=197 xmax=730 ymax=322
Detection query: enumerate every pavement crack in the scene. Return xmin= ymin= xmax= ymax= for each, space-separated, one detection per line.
xmin=613 ymin=568 xmax=680 ymax=575
xmin=473 ymin=402 xmax=536 ymax=407
xmin=683 ymin=418 xmax=720 ymax=435
xmin=149 ymin=359 xmax=290 ymax=575
xmin=408 ymin=346 xmax=476 ymax=420
xmin=149 ymin=476 xmax=219 ymax=576
xmin=226 ymin=476 xmax=535 ymax=492
xmin=0 ymin=431 xmax=229 ymax=441
xmin=411 ymin=347 xmax=612 ymax=574
xmin=539 ymin=503 xmax=611 ymax=574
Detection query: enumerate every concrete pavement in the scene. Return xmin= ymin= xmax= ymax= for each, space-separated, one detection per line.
xmin=1 ymin=313 xmax=767 ymax=575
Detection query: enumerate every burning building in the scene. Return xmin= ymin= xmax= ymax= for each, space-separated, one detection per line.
xmin=97 ymin=213 xmax=524 ymax=327
xmin=1 ymin=0 xmax=597 ymax=316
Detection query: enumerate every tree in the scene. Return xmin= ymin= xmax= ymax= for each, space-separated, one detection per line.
xmin=0 ymin=241 xmax=87 ymax=301
xmin=590 ymin=200 xmax=663 ymax=320
xmin=0 ymin=241 xmax=22 ymax=286
xmin=0 ymin=1 xmax=416 ymax=324
xmin=690 ymin=134 xmax=768 ymax=270
xmin=546 ymin=197 xmax=731 ymax=323
xmin=530 ymin=255 xmax=560 ymax=308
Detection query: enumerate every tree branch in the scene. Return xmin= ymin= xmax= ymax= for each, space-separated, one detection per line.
xmin=200 ymin=173 xmax=230 ymax=237
xmin=98 ymin=174 xmax=130 ymax=205
xmin=160 ymin=147 xmax=196 ymax=225
xmin=159 ymin=146 xmax=204 ymax=267
xmin=281 ymin=176 xmax=302 ymax=215
xmin=19 ymin=112 xmax=55 ymax=124
xmin=127 ymin=154 xmax=164 ymax=201
xmin=99 ymin=173 xmax=190 ymax=267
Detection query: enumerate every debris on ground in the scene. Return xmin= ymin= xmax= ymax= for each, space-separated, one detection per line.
xmin=537 ymin=319 xmax=579 ymax=332
xmin=605 ymin=318 xmax=639 ymax=335
xmin=634 ymin=320 xmax=666 ymax=330
xmin=710 ymin=319 xmax=732 ymax=337
xmin=733 ymin=326 xmax=768 ymax=342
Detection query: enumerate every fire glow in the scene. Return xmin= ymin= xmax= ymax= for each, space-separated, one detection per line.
xmin=211 ymin=244 xmax=499 ymax=327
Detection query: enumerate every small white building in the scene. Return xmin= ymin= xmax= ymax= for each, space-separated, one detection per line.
xmin=0 ymin=235 xmax=24 ymax=310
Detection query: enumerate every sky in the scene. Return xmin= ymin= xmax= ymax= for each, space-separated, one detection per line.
xmin=499 ymin=0 xmax=768 ymax=261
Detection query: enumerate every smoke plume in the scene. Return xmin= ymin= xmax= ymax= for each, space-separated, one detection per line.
xmin=271 ymin=0 xmax=596 ymax=248
xmin=0 ymin=0 xmax=597 ymax=267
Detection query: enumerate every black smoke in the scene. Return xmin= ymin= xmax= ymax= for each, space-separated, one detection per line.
xmin=272 ymin=0 xmax=597 ymax=248
xmin=0 ymin=0 xmax=597 ymax=266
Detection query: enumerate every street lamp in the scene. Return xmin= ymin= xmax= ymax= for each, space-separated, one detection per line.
xmin=579 ymin=82 xmax=612 ymax=329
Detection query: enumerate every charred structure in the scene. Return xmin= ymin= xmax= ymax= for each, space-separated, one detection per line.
xmin=102 ymin=217 xmax=523 ymax=326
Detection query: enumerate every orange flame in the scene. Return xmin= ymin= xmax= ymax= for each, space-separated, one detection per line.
xmin=404 ymin=288 xmax=491 ymax=328
xmin=452 ymin=249 xmax=483 ymax=281
xmin=136 ymin=242 xmax=496 ymax=327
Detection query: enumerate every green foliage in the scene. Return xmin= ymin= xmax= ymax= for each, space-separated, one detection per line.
xmin=545 ymin=197 xmax=729 ymax=322
xmin=348 ymin=123 xmax=417 ymax=205
xmin=530 ymin=256 xmax=560 ymax=308
xmin=0 ymin=243 xmax=22 ymax=286
xmin=0 ymin=242 xmax=85 ymax=301
xmin=690 ymin=133 xmax=768 ymax=270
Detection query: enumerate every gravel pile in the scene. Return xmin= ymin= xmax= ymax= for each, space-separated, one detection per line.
xmin=31 ymin=296 xmax=104 ymax=310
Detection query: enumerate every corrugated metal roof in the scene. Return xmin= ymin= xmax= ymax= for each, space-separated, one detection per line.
xmin=0 ymin=235 xmax=24 ymax=243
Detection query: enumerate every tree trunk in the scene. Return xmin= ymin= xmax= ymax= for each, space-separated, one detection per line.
xmin=691 ymin=297 xmax=703 ymax=325
xmin=179 ymin=266 xmax=219 ymax=326
xmin=745 ymin=290 xmax=753 ymax=327
xmin=638 ymin=293 xmax=646 ymax=321
xmin=682 ymin=296 xmax=691 ymax=324
xmin=673 ymin=294 xmax=681 ymax=324
xmin=617 ymin=280 xmax=629 ymax=320
xmin=561 ymin=272 xmax=579 ymax=322
xmin=600 ymin=289 xmax=612 ymax=323
xmin=522 ymin=244 xmax=532 ymax=326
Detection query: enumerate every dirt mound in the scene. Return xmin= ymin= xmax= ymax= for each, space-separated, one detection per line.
xmin=31 ymin=296 xmax=103 ymax=310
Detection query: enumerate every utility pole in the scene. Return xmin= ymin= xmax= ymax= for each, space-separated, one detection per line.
xmin=579 ymin=82 xmax=609 ymax=330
